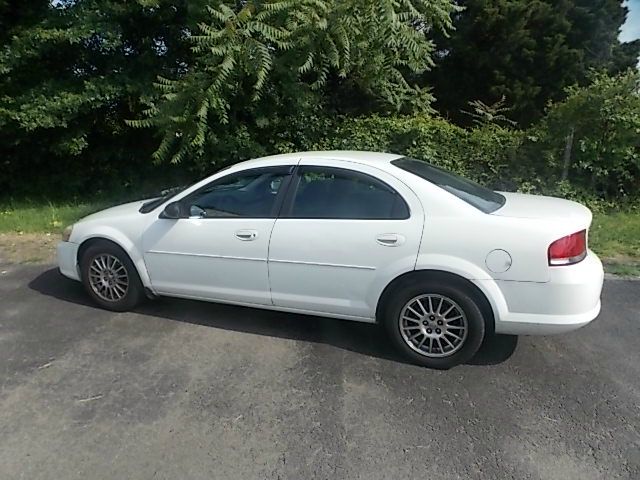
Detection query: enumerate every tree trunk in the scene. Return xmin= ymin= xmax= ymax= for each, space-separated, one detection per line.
xmin=561 ymin=126 xmax=575 ymax=182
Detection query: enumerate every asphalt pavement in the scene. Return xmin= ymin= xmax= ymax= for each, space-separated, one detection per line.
xmin=1 ymin=263 xmax=639 ymax=479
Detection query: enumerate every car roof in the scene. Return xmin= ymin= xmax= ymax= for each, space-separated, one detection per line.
xmin=234 ymin=151 xmax=404 ymax=169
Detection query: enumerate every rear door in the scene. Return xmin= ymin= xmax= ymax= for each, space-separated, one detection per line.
xmin=267 ymin=159 xmax=424 ymax=319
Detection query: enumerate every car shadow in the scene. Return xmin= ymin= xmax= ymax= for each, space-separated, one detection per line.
xmin=29 ymin=268 xmax=518 ymax=367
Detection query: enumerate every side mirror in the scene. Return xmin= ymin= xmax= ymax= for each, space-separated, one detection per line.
xmin=159 ymin=201 xmax=185 ymax=219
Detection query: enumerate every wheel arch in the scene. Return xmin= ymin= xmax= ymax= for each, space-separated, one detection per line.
xmin=376 ymin=269 xmax=497 ymax=334
xmin=76 ymin=234 xmax=152 ymax=289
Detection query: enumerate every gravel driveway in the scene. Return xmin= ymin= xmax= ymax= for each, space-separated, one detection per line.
xmin=1 ymin=263 xmax=639 ymax=479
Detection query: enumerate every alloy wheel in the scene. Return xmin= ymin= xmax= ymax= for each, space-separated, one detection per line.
xmin=88 ymin=253 xmax=129 ymax=302
xmin=398 ymin=294 xmax=468 ymax=358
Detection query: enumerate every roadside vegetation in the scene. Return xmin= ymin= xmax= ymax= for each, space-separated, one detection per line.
xmin=0 ymin=202 xmax=108 ymax=234
xmin=589 ymin=211 xmax=640 ymax=276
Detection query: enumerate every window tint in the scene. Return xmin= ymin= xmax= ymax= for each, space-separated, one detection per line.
xmin=392 ymin=157 xmax=505 ymax=213
xmin=185 ymin=167 xmax=290 ymax=218
xmin=288 ymin=167 xmax=409 ymax=219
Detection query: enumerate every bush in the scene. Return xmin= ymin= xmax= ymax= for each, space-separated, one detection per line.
xmin=304 ymin=114 xmax=525 ymax=189
xmin=5 ymin=71 xmax=638 ymax=208
xmin=521 ymin=70 xmax=640 ymax=201
xmin=301 ymin=70 xmax=640 ymax=207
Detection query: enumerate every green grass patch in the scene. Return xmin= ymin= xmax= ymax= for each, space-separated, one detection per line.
xmin=590 ymin=211 xmax=640 ymax=259
xmin=590 ymin=211 xmax=640 ymax=277
xmin=601 ymin=261 xmax=640 ymax=277
xmin=0 ymin=201 xmax=111 ymax=233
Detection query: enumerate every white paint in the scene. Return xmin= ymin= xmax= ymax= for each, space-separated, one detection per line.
xmin=57 ymin=150 xmax=604 ymax=335
xmin=486 ymin=249 xmax=512 ymax=273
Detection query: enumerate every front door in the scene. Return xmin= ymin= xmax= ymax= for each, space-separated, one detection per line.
xmin=142 ymin=165 xmax=293 ymax=305
xmin=267 ymin=161 xmax=424 ymax=319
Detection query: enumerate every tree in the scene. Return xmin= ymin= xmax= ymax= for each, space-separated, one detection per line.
xmin=0 ymin=0 xmax=204 ymax=197
xmin=129 ymin=0 xmax=459 ymax=167
xmin=427 ymin=0 xmax=640 ymax=126
xmin=568 ymin=0 xmax=640 ymax=73
xmin=527 ymin=70 xmax=640 ymax=199
xmin=0 ymin=1 xmax=50 ymax=43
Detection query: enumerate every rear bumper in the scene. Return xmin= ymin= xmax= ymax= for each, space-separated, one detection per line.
xmin=488 ymin=250 xmax=604 ymax=335
xmin=57 ymin=241 xmax=80 ymax=281
xmin=493 ymin=301 xmax=601 ymax=335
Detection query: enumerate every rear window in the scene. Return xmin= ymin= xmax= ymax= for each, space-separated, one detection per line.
xmin=392 ymin=157 xmax=505 ymax=213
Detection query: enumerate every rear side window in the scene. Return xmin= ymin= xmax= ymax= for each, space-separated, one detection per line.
xmin=392 ymin=157 xmax=505 ymax=213
xmin=286 ymin=166 xmax=410 ymax=219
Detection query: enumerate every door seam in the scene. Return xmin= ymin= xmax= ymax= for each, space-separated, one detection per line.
xmin=267 ymin=157 xmax=303 ymax=305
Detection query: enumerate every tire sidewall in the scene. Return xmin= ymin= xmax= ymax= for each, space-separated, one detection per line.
xmin=80 ymin=242 xmax=144 ymax=312
xmin=383 ymin=280 xmax=486 ymax=369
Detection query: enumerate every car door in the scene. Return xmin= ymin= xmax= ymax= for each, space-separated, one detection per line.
xmin=267 ymin=160 xmax=424 ymax=319
xmin=142 ymin=165 xmax=294 ymax=305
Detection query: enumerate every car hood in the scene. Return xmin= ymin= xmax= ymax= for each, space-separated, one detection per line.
xmin=79 ymin=200 xmax=150 ymax=223
xmin=492 ymin=192 xmax=592 ymax=222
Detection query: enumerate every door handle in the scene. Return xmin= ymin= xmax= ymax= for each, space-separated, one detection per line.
xmin=235 ymin=229 xmax=258 ymax=241
xmin=376 ymin=233 xmax=405 ymax=247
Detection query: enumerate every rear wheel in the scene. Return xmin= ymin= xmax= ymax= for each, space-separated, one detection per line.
xmin=382 ymin=279 xmax=486 ymax=369
xmin=80 ymin=241 xmax=145 ymax=311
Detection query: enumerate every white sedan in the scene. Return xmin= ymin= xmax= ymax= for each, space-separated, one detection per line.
xmin=57 ymin=151 xmax=604 ymax=369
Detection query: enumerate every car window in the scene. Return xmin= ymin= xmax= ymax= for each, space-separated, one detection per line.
xmin=185 ymin=167 xmax=290 ymax=218
xmin=392 ymin=157 xmax=505 ymax=213
xmin=288 ymin=166 xmax=410 ymax=219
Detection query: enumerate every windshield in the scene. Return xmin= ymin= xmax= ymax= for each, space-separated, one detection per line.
xmin=392 ymin=157 xmax=505 ymax=213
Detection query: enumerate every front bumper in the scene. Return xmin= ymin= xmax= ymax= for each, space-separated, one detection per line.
xmin=489 ymin=250 xmax=604 ymax=335
xmin=57 ymin=241 xmax=80 ymax=281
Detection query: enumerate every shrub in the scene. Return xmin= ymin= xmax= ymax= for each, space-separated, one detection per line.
xmin=302 ymin=114 xmax=525 ymax=189
xmin=522 ymin=70 xmax=640 ymax=201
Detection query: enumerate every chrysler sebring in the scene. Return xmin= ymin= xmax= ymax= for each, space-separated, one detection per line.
xmin=57 ymin=151 xmax=604 ymax=368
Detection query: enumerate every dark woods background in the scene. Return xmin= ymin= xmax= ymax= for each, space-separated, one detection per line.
xmin=1 ymin=0 xmax=638 ymax=204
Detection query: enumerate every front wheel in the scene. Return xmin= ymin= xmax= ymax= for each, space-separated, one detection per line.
xmin=382 ymin=280 xmax=486 ymax=369
xmin=80 ymin=241 xmax=145 ymax=312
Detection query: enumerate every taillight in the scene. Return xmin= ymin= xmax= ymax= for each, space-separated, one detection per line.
xmin=548 ymin=230 xmax=587 ymax=266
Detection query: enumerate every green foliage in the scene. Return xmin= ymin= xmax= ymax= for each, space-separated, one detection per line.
xmin=131 ymin=0 xmax=460 ymax=166
xmin=0 ymin=201 xmax=111 ymax=233
xmin=0 ymin=0 xmax=638 ymax=211
xmin=428 ymin=0 xmax=640 ymax=126
xmin=304 ymin=114 xmax=524 ymax=189
xmin=306 ymin=70 xmax=640 ymax=206
xmin=524 ymin=70 xmax=640 ymax=200
xmin=0 ymin=0 xmax=204 ymax=198
xmin=462 ymin=96 xmax=517 ymax=128
xmin=590 ymin=210 xmax=640 ymax=274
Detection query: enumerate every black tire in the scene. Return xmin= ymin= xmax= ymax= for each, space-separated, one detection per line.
xmin=381 ymin=279 xmax=486 ymax=369
xmin=80 ymin=241 xmax=145 ymax=312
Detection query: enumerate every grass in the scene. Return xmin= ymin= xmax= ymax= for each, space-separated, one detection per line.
xmin=1 ymin=200 xmax=639 ymax=276
xmin=0 ymin=201 xmax=111 ymax=234
xmin=590 ymin=211 xmax=640 ymax=277
xmin=589 ymin=211 xmax=640 ymax=258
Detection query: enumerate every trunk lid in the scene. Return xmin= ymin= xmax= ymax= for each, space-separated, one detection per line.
xmin=492 ymin=192 xmax=592 ymax=223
